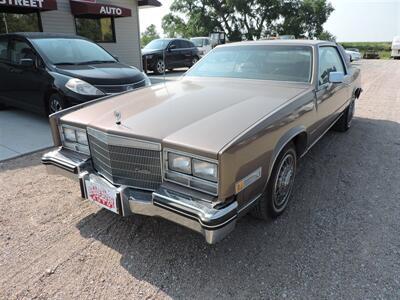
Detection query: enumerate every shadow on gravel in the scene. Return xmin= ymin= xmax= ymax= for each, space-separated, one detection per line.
xmin=76 ymin=117 xmax=400 ymax=299
xmin=0 ymin=150 xmax=45 ymax=172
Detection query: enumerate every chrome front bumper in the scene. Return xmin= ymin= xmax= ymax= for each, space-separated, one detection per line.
xmin=42 ymin=148 xmax=238 ymax=244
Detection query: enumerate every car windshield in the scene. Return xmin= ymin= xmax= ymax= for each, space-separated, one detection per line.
xmin=186 ymin=45 xmax=313 ymax=83
xmin=31 ymin=38 xmax=116 ymax=65
xmin=144 ymin=39 xmax=169 ymax=50
xmin=191 ymin=38 xmax=204 ymax=47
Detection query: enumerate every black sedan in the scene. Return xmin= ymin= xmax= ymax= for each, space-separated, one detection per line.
xmin=0 ymin=33 xmax=151 ymax=115
xmin=142 ymin=38 xmax=200 ymax=74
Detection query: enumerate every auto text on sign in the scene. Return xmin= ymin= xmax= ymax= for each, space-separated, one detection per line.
xmin=100 ymin=6 xmax=122 ymax=16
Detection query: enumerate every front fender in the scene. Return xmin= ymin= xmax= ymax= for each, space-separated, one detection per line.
xmin=267 ymin=126 xmax=307 ymax=182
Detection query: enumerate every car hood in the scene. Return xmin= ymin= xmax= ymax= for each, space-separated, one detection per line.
xmin=55 ymin=62 xmax=144 ymax=85
xmin=61 ymin=77 xmax=311 ymax=157
xmin=142 ymin=49 xmax=163 ymax=56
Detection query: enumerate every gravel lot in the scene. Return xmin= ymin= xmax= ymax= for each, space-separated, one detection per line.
xmin=0 ymin=60 xmax=399 ymax=299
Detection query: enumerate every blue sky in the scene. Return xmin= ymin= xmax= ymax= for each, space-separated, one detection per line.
xmin=139 ymin=0 xmax=400 ymax=42
xmin=325 ymin=0 xmax=399 ymax=42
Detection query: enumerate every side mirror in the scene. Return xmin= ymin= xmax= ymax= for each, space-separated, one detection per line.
xmin=329 ymin=71 xmax=345 ymax=83
xmin=168 ymin=44 xmax=176 ymax=51
xmin=20 ymin=58 xmax=35 ymax=67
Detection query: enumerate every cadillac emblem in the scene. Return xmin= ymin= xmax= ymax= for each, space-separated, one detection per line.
xmin=114 ymin=110 xmax=122 ymax=125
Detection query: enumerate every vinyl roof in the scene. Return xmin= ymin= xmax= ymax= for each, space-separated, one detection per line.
xmin=222 ymin=39 xmax=335 ymax=47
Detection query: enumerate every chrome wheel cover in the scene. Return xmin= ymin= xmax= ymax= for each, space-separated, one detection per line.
xmin=272 ymin=153 xmax=296 ymax=211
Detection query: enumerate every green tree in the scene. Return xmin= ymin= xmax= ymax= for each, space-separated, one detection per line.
xmin=317 ymin=30 xmax=336 ymax=42
xmin=141 ymin=24 xmax=160 ymax=47
xmin=278 ymin=0 xmax=334 ymax=39
xmin=162 ymin=0 xmax=334 ymax=41
xmin=161 ymin=14 xmax=188 ymax=38
xmin=162 ymin=0 xmax=222 ymax=38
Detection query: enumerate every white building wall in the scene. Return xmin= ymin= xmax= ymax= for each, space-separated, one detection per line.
xmin=40 ymin=0 xmax=76 ymax=34
xmin=40 ymin=0 xmax=142 ymax=69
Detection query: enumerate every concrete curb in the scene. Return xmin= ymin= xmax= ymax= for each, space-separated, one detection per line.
xmin=0 ymin=146 xmax=54 ymax=163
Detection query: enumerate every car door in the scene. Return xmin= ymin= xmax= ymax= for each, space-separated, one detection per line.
xmin=8 ymin=38 xmax=49 ymax=113
xmin=166 ymin=40 xmax=181 ymax=68
xmin=181 ymin=40 xmax=194 ymax=66
xmin=0 ymin=36 xmax=10 ymax=105
xmin=175 ymin=40 xmax=189 ymax=67
xmin=313 ymin=45 xmax=351 ymax=139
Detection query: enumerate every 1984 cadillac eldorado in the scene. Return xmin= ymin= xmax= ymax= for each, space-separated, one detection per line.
xmin=42 ymin=40 xmax=362 ymax=244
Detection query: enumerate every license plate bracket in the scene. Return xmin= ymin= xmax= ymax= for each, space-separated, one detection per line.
xmin=84 ymin=174 xmax=120 ymax=214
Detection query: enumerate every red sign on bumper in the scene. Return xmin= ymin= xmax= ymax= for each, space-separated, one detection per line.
xmin=85 ymin=177 xmax=118 ymax=214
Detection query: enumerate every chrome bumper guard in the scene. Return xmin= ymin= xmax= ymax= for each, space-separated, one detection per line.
xmin=42 ymin=147 xmax=91 ymax=181
xmin=42 ymin=148 xmax=238 ymax=244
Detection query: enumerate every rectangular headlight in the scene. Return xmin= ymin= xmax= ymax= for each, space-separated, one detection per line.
xmin=164 ymin=149 xmax=219 ymax=196
xmin=60 ymin=125 xmax=89 ymax=155
xmin=63 ymin=127 xmax=77 ymax=142
xmin=192 ymin=159 xmax=218 ymax=182
xmin=76 ymin=130 xmax=89 ymax=146
xmin=168 ymin=153 xmax=191 ymax=174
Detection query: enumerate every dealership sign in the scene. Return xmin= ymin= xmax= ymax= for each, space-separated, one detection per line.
xmin=0 ymin=0 xmax=57 ymax=10
xmin=70 ymin=0 xmax=132 ymax=17
xmin=100 ymin=6 xmax=123 ymax=16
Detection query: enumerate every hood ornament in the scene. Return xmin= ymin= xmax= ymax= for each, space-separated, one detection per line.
xmin=114 ymin=110 xmax=122 ymax=125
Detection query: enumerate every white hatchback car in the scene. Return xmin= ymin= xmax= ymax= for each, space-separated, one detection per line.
xmin=190 ymin=37 xmax=212 ymax=57
xmin=345 ymin=48 xmax=362 ymax=62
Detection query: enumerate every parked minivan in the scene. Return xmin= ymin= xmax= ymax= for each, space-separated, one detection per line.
xmin=391 ymin=36 xmax=400 ymax=59
xmin=190 ymin=37 xmax=212 ymax=57
xmin=0 ymin=33 xmax=151 ymax=115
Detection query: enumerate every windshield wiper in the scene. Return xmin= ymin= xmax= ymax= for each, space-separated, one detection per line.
xmin=77 ymin=60 xmax=116 ymax=65
xmin=54 ymin=62 xmax=77 ymax=66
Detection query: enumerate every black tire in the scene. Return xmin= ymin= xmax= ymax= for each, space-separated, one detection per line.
xmin=47 ymin=93 xmax=65 ymax=115
xmin=190 ymin=56 xmax=199 ymax=67
xmin=333 ymin=100 xmax=355 ymax=132
xmin=252 ymin=142 xmax=297 ymax=220
xmin=154 ymin=59 xmax=165 ymax=75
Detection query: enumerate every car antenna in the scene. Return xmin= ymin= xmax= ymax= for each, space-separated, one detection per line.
xmin=163 ymin=46 xmax=166 ymax=84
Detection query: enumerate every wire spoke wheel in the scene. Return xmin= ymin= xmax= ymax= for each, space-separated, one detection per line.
xmin=272 ymin=152 xmax=296 ymax=211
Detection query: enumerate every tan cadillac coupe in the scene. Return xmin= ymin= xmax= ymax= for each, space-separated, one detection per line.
xmin=42 ymin=40 xmax=362 ymax=244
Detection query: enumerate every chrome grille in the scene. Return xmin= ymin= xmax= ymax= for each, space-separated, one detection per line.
xmin=95 ymin=79 xmax=146 ymax=95
xmin=87 ymin=128 xmax=162 ymax=191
